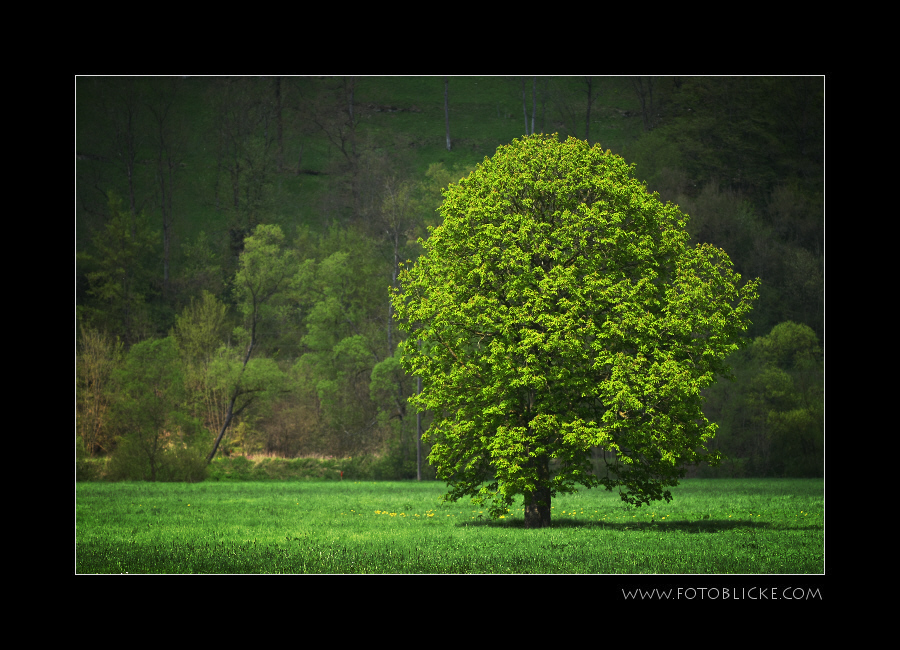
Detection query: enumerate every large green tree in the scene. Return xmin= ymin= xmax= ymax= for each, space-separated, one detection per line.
xmin=393 ymin=134 xmax=759 ymax=528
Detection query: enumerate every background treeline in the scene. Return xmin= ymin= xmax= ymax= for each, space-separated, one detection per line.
xmin=75 ymin=76 xmax=824 ymax=480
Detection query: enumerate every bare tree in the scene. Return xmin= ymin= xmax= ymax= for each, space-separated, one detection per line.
xmin=302 ymin=76 xmax=367 ymax=216
xmin=444 ymin=77 xmax=451 ymax=151
xmin=210 ymin=77 xmax=276 ymax=237
xmin=77 ymin=77 xmax=149 ymax=241
xmin=98 ymin=78 xmax=146 ymax=235
xmin=539 ymin=77 xmax=550 ymax=133
xmin=584 ymin=76 xmax=599 ymax=142
xmin=76 ymin=325 xmax=123 ymax=457
xmin=305 ymin=76 xmax=361 ymax=170
xmin=521 ymin=77 xmax=538 ymax=135
xmin=631 ymin=76 xmax=657 ymax=132
xmin=145 ymin=77 xmax=185 ymax=297
xmin=344 ymin=76 xmax=358 ymax=161
xmin=547 ymin=77 xmax=600 ymax=142
xmin=274 ymin=76 xmax=285 ymax=173
xmin=522 ymin=77 xmax=529 ymax=134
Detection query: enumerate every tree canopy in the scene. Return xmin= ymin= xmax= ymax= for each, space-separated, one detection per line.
xmin=392 ymin=134 xmax=760 ymax=527
xmin=204 ymin=224 xmax=295 ymax=463
xmin=107 ymin=336 xmax=206 ymax=482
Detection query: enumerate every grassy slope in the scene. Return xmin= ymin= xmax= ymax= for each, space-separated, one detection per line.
xmin=76 ymin=76 xmax=646 ymax=254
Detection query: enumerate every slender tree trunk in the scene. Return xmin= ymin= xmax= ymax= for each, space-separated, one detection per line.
xmin=155 ymin=125 xmax=177 ymax=299
xmin=166 ymin=159 xmax=175 ymax=291
xmin=540 ymin=78 xmax=547 ymax=134
xmin=206 ymin=337 xmax=256 ymax=464
xmin=522 ymin=77 xmax=529 ymax=134
xmin=162 ymin=209 xmax=170 ymax=295
xmin=231 ymin=161 xmax=241 ymax=212
xmin=388 ymin=252 xmax=395 ymax=356
xmin=631 ymin=77 xmax=654 ymax=132
xmin=633 ymin=77 xmax=645 ymax=131
xmin=214 ymin=155 xmax=222 ymax=210
xmin=386 ymin=183 xmax=402 ymax=355
xmin=444 ymin=77 xmax=451 ymax=151
xmin=275 ymin=77 xmax=284 ymax=174
xmin=343 ymin=77 xmax=361 ymax=216
xmin=387 ymin=301 xmax=392 ymax=354
xmin=531 ymin=77 xmax=537 ymax=135
xmin=346 ymin=76 xmax=357 ymax=161
xmin=585 ymin=76 xmax=594 ymax=143
xmin=149 ymin=441 xmax=158 ymax=482
xmin=207 ymin=396 xmax=237 ymax=463
xmin=157 ymin=153 xmax=171 ymax=296
xmin=124 ymin=102 xmax=138 ymax=235
xmin=127 ymin=156 xmax=137 ymax=236
xmin=416 ymin=371 xmax=422 ymax=481
xmin=101 ymin=78 xmax=141 ymax=238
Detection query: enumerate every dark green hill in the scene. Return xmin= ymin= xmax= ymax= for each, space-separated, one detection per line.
xmin=76 ymin=76 xmax=823 ymax=475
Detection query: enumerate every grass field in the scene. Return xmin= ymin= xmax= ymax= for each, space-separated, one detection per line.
xmin=75 ymin=479 xmax=823 ymax=574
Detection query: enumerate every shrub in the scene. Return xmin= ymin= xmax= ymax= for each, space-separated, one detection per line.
xmin=107 ymin=435 xmax=208 ymax=482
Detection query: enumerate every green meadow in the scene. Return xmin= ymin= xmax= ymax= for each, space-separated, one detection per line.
xmin=75 ymin=479 xmax=823 ymax=574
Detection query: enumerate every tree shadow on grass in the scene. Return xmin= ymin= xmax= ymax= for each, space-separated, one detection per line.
xmin=456 ymin=517 xmax=821 ymax=532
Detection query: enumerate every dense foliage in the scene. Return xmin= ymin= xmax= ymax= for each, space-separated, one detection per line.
xmin=105 ymin=337 xmax=207 ymax=481
xmin=393 ymin=135 xmax=759 ymax=526
xmin=701 ymin=321 xmax=824 ymax=477
xmin=75 ymin=76 xmax=823 ymax=482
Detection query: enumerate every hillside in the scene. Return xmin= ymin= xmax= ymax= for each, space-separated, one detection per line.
xmin=75 ymin=75 xmax=824 ymax=478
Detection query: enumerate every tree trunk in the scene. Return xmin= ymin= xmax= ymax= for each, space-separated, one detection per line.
xmin=416 ymin=372 xmax=422 ymax=481
xmin=540 ymin=78 xmax=547 ymax=134
xmin=524 ymin=393 xmax=551 ymax=527
xmin=164 ymin=154 xmax=176 ymax=297
xmin=585 ymin=76 xmax=594 ymax=143
xmin=522 ymin=77 xmax=529 ymax=134
xmin=123 ymin=100 xmax=138 ymax=233
xmin=162 ymin=212 xmax=170 ymax=296
xmin=524 ymin=453 xmax=551 ymax=528
xmin=346 ymin=76 xmax=357 ymax=161
xmin=275 ymin=77 xmax=284 ymax=173
xmin=631 ymin=76 xmax=655 ymax=133
xmin=531 ymin=77 xmax=537 ymax=135
xmin=387 ymin=298 xmax=392 ymax=354
xmin=444 ymin=78 xmax=451 ymax=151
xmin=207 ymin=396 xmax=237 ymax=463
xmin=206 ymin=338 xmax=255 ymax=464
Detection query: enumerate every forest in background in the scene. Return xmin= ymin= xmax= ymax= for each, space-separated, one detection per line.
xmin=75 ymin=76 xmax=824 ymax=480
